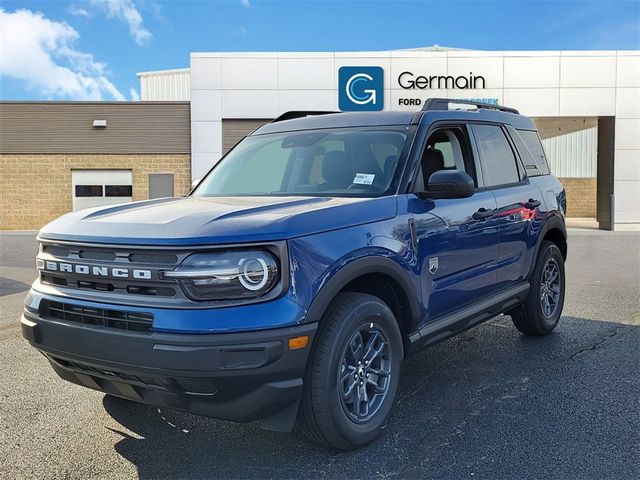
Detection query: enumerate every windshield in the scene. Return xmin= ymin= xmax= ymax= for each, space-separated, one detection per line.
xmin=192 ymin=127 xmax=410 ymax=197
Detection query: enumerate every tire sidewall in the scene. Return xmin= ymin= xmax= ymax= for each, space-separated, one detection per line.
xmin=532 ymin=242 xmax=565 ymax=329
xmin=316 ymin=298 xmax=403 ymax=446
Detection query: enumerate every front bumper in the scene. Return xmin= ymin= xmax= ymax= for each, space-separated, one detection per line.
xmin=21 ymin=309 xmax=317 ymax=431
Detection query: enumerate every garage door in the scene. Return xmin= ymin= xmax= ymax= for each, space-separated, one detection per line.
xmin=72 ymin=170 xmax=133 ymax=211
xmin=222 ymin=120 xmax=271 ymax=155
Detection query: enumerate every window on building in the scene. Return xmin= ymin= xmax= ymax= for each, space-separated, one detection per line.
xmin=75 ymin=185 xmax=103 ymax=197
xmin=105 ymin=185 xmax=133 ymax=197
xmin=472 ymin=125 xmax=520 ymax=187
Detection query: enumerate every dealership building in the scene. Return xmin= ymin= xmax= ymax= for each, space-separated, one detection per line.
xmin=1 ymin=46 xmax=638 ymax=230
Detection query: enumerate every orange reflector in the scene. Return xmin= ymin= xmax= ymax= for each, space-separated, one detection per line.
xmin=288 ymin=335 xmax=309 ymax=350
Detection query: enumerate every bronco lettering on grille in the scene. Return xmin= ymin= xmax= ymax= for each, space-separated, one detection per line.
xmin=38 ymin=260 xmax=152 ymax=280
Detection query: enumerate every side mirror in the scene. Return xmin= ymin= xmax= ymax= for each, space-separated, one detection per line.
xmin=191 ymin=177 xmax=203 ymax=189
xmin=421 ymin=170 xmax=474 ymax=199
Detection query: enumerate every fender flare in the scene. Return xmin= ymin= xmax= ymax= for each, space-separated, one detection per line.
xmin=527 ymin=212 xmax=567 ymax=279
xmin=304 ymin=255 xmax=421 ymax=334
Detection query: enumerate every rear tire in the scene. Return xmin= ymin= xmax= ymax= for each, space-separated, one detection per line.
xmin=510 ymin=240 xmax=565 ymax=336
xmin=299 ymin=292 xmax=403 ymax=450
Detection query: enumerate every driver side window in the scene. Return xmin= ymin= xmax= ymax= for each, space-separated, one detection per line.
xmin=413 ymin=126 xmax=477 ymax=193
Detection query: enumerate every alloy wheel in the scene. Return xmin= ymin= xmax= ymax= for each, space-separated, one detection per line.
xmin=338 ymin=324 xmax=392 ymax=423
xmin=540 ymin=258 xmax=561 ymax=318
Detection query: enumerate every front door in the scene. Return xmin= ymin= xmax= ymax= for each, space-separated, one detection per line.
xmin=409 ymin=125 xmax=499 ymax=323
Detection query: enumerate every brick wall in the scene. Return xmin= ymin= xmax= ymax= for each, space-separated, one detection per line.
xmin=0 ymin=154 xmax=191 ymax=230
xmin=559 ymin=177 xmax=597 ymax=218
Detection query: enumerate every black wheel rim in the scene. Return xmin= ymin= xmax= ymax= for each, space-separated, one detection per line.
xmin=338 ymin=323 xmax=392 ymax=423
xmin=540 ymin=258 xmax=561 ymax=318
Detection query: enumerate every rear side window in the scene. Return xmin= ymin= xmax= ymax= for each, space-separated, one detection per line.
xmin=472 ymin=124 xmax=520 ymax=187
xmin=517 ymin=129 xmax=550 ymax=176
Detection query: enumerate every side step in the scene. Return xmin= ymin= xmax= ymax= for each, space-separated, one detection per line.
xmin=408 ymin=282 xmax=530 ymax=355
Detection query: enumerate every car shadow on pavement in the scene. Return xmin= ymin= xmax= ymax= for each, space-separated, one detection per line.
xmin=102 ymin=315 xmax=639 ymax=480
xmin=0 ymin=276 xmax=31 ymax=297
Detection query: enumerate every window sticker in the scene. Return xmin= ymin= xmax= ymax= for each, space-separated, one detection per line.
xmin=353 ymin=173 xmax=375 ymax=185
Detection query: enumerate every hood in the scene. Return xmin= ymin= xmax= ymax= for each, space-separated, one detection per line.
xmin=38 ymin=195 xmax=397 ymax=246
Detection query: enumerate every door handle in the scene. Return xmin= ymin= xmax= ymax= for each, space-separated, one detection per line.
xmin=524 ymin=198 xmax=541 ymax=209
xmin=473 ymin=207 xmax=495 ymax=220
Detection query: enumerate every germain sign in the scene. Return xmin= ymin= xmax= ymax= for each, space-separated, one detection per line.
xmin=397 ymin=71 xmax=486 ymax=90
xmin=338 ymin=66 xmax=490 ymax=111
xmin=395 ymin=70 xmax=488 ymax=108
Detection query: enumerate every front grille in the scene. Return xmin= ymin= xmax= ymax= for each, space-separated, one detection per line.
xmin=40 ymin=299 xmax=153 ymax=333
xmin=38 ymin=241 xmax=183 ymax=299
xmin=42 ymin=244 xmax=178 ymax=264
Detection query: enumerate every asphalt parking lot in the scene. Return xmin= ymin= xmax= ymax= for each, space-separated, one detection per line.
xmin=0 ymin=231 xmax=638 ymax=479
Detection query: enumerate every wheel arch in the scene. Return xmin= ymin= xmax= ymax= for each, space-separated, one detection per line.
xmin=528 ymin=213 xmax=567 ymax=279
xmin=304 ymin=256 xmax=421 ymax=353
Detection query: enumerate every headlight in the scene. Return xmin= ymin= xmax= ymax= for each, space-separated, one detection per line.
xmin=164 ymin=250 xmax=279 ymax=301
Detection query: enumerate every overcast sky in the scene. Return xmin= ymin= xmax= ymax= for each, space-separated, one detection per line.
xmin=1 ymin=0 xmax=639 ymax=101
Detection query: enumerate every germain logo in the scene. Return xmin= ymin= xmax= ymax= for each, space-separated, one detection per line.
xmin=338 ymin=66 xmax=384 ymax=111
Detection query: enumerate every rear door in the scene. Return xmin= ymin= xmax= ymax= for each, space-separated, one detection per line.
xmin=470 ymin=124 xmax=543 ymax=290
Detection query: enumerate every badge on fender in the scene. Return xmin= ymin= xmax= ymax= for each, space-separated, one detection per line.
xmin=428 ymin=257 xmax=438 ymax=275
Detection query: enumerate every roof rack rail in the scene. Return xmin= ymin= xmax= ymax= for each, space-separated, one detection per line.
xmin=271 ymin=111 xmax=339 ymax=123
xmin=422 ymin=98 xmax=519 ymax=114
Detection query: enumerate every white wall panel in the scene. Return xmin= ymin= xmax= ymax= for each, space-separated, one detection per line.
xmin=614 ymin=180 xmax=640 ymax=222
xmin=190 ymin=90 xmax=221 ymax=121
xmin=560 ymin=88 xmax=615 ymax=115
xmin=614 ymin=149 xmax=640 ymax=181
xmin=615 ymin=119 xmax=640 ymax=150
xmin=542 ymin=127 xmax=597 ymax=178
xmin=615 ymin=88 xmax=640 ymax=119
xmin=504 ymin=57 xmax=560 ymax=88
xmin=278 ymin=58 xmax=335 ymax=89
xmin=221 ymin=58 xmax=278 ymax=89
xmin=503 ymin=89 xmax=559 ymax=116
xmin=221 ymin=90 xmax=279 ymax=118
xmin=616 ymin=55 xmax=640 ymax=87
xmin=190 ymin=58 xmax=221 ymax=90
xmin=278 ymin=90 xmax=336 ymax=112
xmin=191 ymin=121 xmax=222 ymax=154
xmin=560 ymin=56 xmax=616 ymax=87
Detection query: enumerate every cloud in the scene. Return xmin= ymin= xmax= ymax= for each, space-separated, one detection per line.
xmin=129 ymin=86 xmax=140 ymax=101
xmin=240 ymin=0 xmax=254 ymax=9
xmin=68 ymin=6 xmax=91 ymax=18
xmin=0 ymin=8 xmax=124 ymax=100
xmin=89 ymin=0 xmax=151 ymax=45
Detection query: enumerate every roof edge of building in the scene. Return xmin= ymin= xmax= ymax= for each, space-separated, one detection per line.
xmin=137 ymin=68 xmax=190 ymax=77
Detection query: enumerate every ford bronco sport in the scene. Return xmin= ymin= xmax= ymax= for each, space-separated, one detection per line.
xmin=22 ymin=98 xmax=567 ymax=450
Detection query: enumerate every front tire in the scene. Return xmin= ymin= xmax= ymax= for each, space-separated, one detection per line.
xmin=510 ymin=240 xmax=565 ymax=336
xmin=299 ymin=292 xmax=403 ymax=450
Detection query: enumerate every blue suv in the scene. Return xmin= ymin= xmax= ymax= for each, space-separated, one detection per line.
xmin=22 ymin=99 xmax=567 ymax=450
